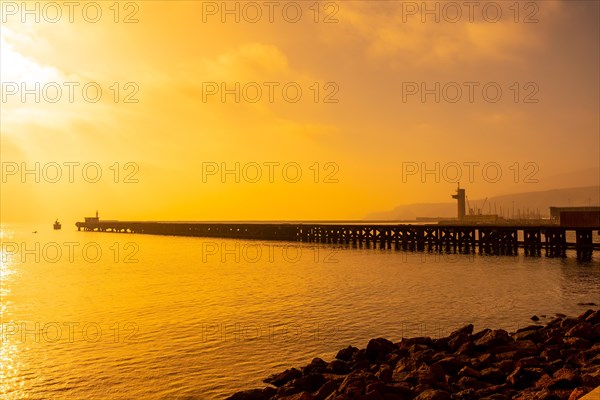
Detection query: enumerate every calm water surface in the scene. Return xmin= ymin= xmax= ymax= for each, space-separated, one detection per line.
xmin=1 ymin=224 xmax=599 ymax=399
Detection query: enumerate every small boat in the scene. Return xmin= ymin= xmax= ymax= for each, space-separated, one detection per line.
xmin=53 ymin=220 xmax=61 ymax=230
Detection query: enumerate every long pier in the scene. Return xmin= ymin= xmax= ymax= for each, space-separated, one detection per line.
xmin=76 ymin=220 xmax=600 ymax=260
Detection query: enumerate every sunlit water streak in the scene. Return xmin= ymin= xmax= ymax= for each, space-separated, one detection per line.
xmin=1 ymin=223 xmax=599 ymax=399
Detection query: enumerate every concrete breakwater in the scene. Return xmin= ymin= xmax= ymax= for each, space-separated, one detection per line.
xmin=227 ymin=310 xmax=600 ymax=400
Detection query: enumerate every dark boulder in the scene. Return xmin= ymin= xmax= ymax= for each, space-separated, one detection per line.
xmin=265 ymin=368 xmax=303 ymax=387
xmin=328 ymin=359 xmax=350 ymax=374
xmin=226 ymin=387 xmax=277 ymax=400
xmin=276 ymin=374 xmax=326 ymax=397
xmin=366 ymin=338 xmax=397 ymax=361
xmin=566 ymin=321 xmax=598 ymax=340
xmin=431 ymin=355 xmax=468 ymax=375
xmin=447 ymin=333 xmax=471 ymax=353
xmin=302 ymin=358 xmax=328 ymax=375
xmin=376 ymin=364 xmax=393 ymax=383
xmin=413 ymin=389 xmax=451 ymax=400
xmin=512 ymin=326 xmax=542 ymax=342
xmin=494 ymin=340 xmax=539 ymax=357
xmin=278 ymin=393 xmax=315 ymax=400
xmin=457 ymin=376 xmax=488 ymax=390
xmin=584 ymin=309 xmax=600 ymax=324
xmin=550 ymin=368 xmax=580 ymax=390
xmin=506 ymin=367 xmax=546 ymax=390
xmin=399 ymin=336 xmax=433 ymax=349
xmin=480 ymin=367 xmax=506 ymax=385
xmin=581 ymin=369 xmax=600 ymax=387
xmin=336 ymin=346 xmax=358 ymax=362
xmin=449 ymin=324 xmax=474 ymax=337
xmin=313 ymin=379 xmax=338 ymax=400
xmin=474 ymin=329 xmax=512 ymax=350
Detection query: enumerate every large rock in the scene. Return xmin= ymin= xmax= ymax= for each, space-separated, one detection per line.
xmin=476 ymin=384 xmax=512 ymax=398
xmin=471 ymin=329 xmax=491 ymax=341
xmin=533 ymin=373 xmax=553 ymax=390
xmin=506 ymin=367 xmax=546 ymax=389
xmin=513 ymin=388 xmax=555 ymax=400
xmin=568 ymin=387 xmax=593 ymax=400
xmin=366 ymin=338 xmax=397 ymax=361
xmin=363 ymin=390 xmax=384 ymax=400
xmin=447 ymin=333 xmax=471 ymax=353
xmin=455 ymin=341 xmax=476 ymax=356
xmin=411 ymin=348 xmax=436 ymax=365
xmin=583 ymin=348 xmax=600 ymax=364
xmin=512 ymin=326 xmax=542 ymax=342
xmin=473 ymin=353 xmax=496 ymax=370
xmin=480 ymin=367 xmax=506 ymax=385
xmin=335 ymin=346 xmax=358 ymax=362
xmin=399 ymin=336 xmax=433 ymax=349
xmin=279 ymin=393 xmax=315 ymax=400
xmin=578 ymin=309 xmax=596 ymax=320
xmin=584 ymin=309 xmax=600 ymax=324
xmin=431 ymin=356 xmax=468 ymax=375
xmin=432 ymin=337 xmax=450 ymax=352
xmin=393 ymin=357 xmax=419 ymax=375
xmin=550 ymin=368 xmax=580 ymax=389
xmin=314 ymin=379 xmax=339 ymax=400
xmin=449 ymin=324 xmax=474 ymax=337
xmin=540 ymin=346 xmax=562 ymax=362
xmin=383 ymin=382 xmax=413 ymax=398
xmin=226 ymin=387 xmax=277 ymax=400
xmin=494 ymin=340 xmax=539 ymax=356
xmin=516 ymin=356 xmax=544 ymax=369
xmin=458 ymin=366 xmax=481 ymax=379
xmin=337 ymin=370 xmax=374 ymax=394
xmin=391 ymin=367 xmax=418 ymax=385
xmin=277 ymin=374 xmax=326 ymax=397
xmin=565 ymin=321 xmax=598 ymax=340
xmin=559 ymin=318 xmax=579 ymax=330
xmin=415 ymin=364 xmax=446 ymax=385
xmin=494 ymin=360 xmax=516 ymax=375
xmin=453 ymin=388 xmax=479 ymax=400
xmin=328 ymin=359 xmax=350 ymax=375
xmin=581 ymin=369 xmax=600 ymax=387
xmin=479 ymin=395 xmax=510 ymax=400
xmin=563 ymin=336 xmax=590 ymax=351
xmin=413 ymin=389 xmax=451 ymax=400
xmin=457 ymin=376 xmax=488 ymax=390
xmin=376 ymin=364 xmax=393 ymax=383
xmin=265 ymin=368 xmax=303 ymax=387
xmin=474 ymin=329 xmax=512 ymax=350
xmin=303 ymin=358 xmax=328 ymax=375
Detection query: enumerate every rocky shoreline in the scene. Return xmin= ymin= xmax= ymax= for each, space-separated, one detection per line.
xmin=227 ymin=310 xmax=600 ymax=400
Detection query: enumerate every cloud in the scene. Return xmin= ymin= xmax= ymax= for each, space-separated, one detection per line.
xmin=334 ymin=1 xmax=556 ymax=68
xmin=0 ymin=27 xmax=62 ymax=83
xmin=201 ymin=43 xmax=290 ymax=80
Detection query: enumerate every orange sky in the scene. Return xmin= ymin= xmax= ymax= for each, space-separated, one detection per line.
xmin=1 ymin=0 xmax=599 ymax=223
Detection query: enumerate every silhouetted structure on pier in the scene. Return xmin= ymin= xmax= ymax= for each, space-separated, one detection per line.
xmin=550 ymin=206 xmax=600 ymax=227
xmin=452 ymin=185 xmax=466 ymax=221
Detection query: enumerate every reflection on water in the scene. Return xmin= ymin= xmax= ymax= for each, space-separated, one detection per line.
xmin=1 ymin=227 xmax=24 ymax=400
xmin=559 ymin=257 xmax=600 ymax=296
xmin=1 ymin=224 xmax=599 ymax=399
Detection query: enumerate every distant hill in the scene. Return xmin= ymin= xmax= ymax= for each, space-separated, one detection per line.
xmin=366 ymin=186 xmax=600 ymax=220
xmin=534 ymin=168 xmax=599 ymax=191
